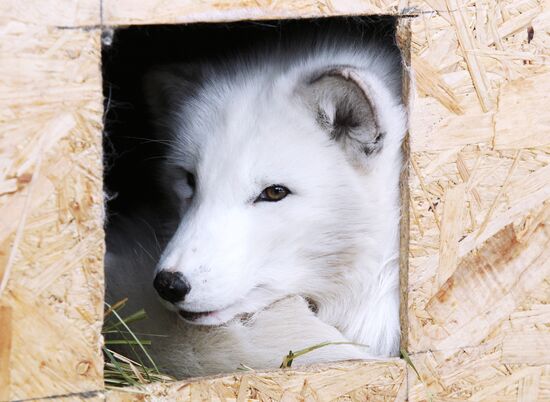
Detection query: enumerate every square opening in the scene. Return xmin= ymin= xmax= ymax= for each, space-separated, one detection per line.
xmin=101 ymin=15 xmax=409 ymax=387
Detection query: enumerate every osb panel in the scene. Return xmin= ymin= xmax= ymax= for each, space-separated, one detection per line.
xmin=107 ymin=360 xmax=407 ymax=402
xmin=0 ymin=0 xmax=100 ymax=27
xmin=406 ymin=0 xmax=550 ymax=399
xmin=102 ymin=0 xmax=406 ymax=25
xmin=0 ymin=22 xmax=104 ymax=401
xmin=409 ymin=353 xmax=550 ymax=401
xmin=406 ymin=220 xmax=550 ymax=401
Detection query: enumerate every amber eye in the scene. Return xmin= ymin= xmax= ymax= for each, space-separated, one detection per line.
xmin=255 ymin=185 xmax=291 ymax=203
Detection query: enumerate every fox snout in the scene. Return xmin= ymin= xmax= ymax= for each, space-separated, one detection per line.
xmin=153 ymin=270 xmax=191 ymax=303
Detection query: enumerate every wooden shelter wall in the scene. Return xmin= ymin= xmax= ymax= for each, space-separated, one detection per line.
xmin=0 ymin=16 xmax=104 ymax=401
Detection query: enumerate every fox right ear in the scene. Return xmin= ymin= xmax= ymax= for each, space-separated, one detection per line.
xmin=143 ymin=64 xmax=202 ymax=119
xmin=298 ymin=66 xmax=385 ymax=169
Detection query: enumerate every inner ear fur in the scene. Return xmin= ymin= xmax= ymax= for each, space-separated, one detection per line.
xmin=300 ymin=66 xmax=384 ymax=158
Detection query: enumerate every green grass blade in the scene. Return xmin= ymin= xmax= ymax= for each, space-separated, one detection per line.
xmin=108 ymin=307 xmax=156 ymax=380
xmin=280 ymin=341 xmax=368 ymax=368
xmin=105 ymin=339 xmax=152 ymax=346
xmin=103 ymin=346 xmax=140 ymax=387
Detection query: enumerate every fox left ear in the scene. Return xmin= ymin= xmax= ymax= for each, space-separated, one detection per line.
xmin=300 ymin=67 xmax=384 ymax=165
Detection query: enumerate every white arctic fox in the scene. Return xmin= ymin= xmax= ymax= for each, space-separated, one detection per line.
xmin=105 ymin=28 xmax=406 ymax=378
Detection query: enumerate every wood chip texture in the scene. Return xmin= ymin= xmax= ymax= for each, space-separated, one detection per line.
xmin=0 ymin=7 xmax=104 ymax=402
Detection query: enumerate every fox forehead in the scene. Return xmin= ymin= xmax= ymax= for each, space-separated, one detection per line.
xmin=168 ymin=74 xmax=321 ymax=174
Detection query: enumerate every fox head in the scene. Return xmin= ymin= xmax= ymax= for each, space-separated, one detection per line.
xmin=145 ymin=52 xmax=405 ymax=327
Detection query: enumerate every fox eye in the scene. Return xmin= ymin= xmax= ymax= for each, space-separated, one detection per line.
xmin=255 ymin=185 xmax=291 ymax=203
xmin=186 ymin=172 xmax=196 ymax=190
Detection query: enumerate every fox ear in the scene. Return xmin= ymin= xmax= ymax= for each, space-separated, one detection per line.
xmin=300 ymin=67 xmax=384 ymax=164
xmin=143 ymin=64 xmax=202 ymax=120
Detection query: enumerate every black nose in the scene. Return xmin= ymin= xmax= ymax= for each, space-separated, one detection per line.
xmin=153 ymin=271 xmax=191 ymax=303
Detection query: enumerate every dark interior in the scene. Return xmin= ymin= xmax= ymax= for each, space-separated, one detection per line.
xmin=101 ymin=16 xmax=398 ymax=219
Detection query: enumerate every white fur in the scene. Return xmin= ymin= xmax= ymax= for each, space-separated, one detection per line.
xmin=106 ymin=34 xmax=406 ymax=377
xmin=107 ymin=242 xmax=370 ymax=377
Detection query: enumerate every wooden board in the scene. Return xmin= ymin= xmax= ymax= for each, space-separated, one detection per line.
xmin=0 ymin=22 xmax=104 ymax=401
xmin=107 ymin=360 xmax=407 ymax=402
xmin=102 ymin=0 xmax=404 ymax=26
xmin=406 ymin=0 xmax=550 ymax=400
xmin=0 ymin=0 xmax=99 ymax=27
